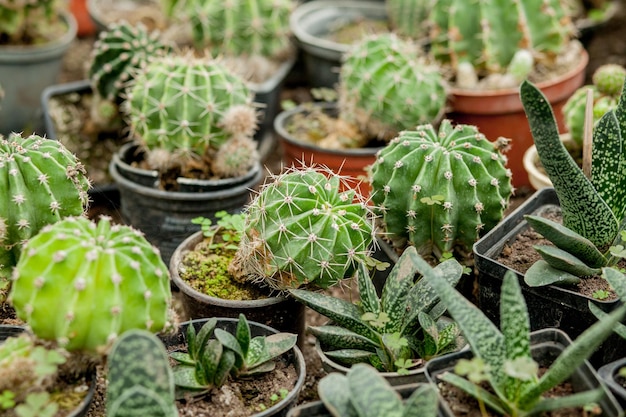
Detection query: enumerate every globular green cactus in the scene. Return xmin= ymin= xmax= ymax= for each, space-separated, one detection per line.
xmin=0 ymin=133 xmax=90 ymax=296
xmin=385 ymin=0 xmax=434 ymax=40
xmin=369 ymin=119 xmax=513 ymax=258
xmin=338 ymin=33 xmax=447 ymax=142
xmin=9 ymin=216 xmax=173 ymax=353
xmin=229 ymin=166 xmax=376 ymax=290
xmin=562 ymin=64 xmax=626 ymax=146
xmin=88 ymin=21 xmax=170 ymax=103
xmin=124 ymin=53 xmax=259 ymax=177
xmin=430 ymin=0 xmax=574 ymax=87
xmin=0 ymin=0 xmax=58 ymax=43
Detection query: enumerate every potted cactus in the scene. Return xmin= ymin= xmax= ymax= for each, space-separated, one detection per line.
xmin=0 ymin=0 xmax=78 ymax=135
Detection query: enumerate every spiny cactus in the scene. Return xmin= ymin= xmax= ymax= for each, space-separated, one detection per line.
xmin=124 ymin=53 xmax=259 ymax=177
xmin=9 ymin=216 xmax=173 ymax=353
xmin=338 ymin=33 xmax=447 ymax=142
xmin=430 ymin=0 xmax=574 ymax=87
xmin=229 ymin=166 xmax=376 ymax=290
xmin=0 ymin=0 xmax=58 ymax=43
xmin=0 ymin=133 xmax=90 ymax=296
xmin=563 ymin=64 xmax=626 ymax=147
xmin=385 ymin=0 xmax=434 ymax=40
xmin=369 ymin=119 xmax=513 ymax=258
xmin=88 ymin=20 xmax=170 ymax=103
xmin=210 ymin=135 xmax=260 ymax=178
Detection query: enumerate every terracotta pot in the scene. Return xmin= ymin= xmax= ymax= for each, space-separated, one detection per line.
xmin=446 ymin=50 xmax=588 ymax=189
xmin=70 ymin=0 xmax=96 ymax=37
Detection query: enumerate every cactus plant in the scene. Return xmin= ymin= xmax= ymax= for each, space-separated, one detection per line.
xmin=106 ymin=329 xmax=178 ymax=417
xmin=338 ymin=33 xmax=447 ymax=142
xmin=385 ymin=0 xmax=434 ymax=40
xmin=229 ymin=165 xmax=376 ymax=291
xmin=290 ymin=245 xmax=464 ymax=373
xmin=123 ymin=52 xmax=259 ymax=179
xmin=0 ymin=0 xmax=61 ymax=44
xmin=0 ymin=133 xmax=90 ymax=298
xmin=9 ymin=216 xmax=173 ymax=352
xmin=369 ymin=119 xmax=513 ymax=259
xmin=562 ymin=64 xmax=626 ymax=147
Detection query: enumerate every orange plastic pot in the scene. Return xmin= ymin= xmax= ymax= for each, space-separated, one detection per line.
xmin=70 ymin=0 xmax=95 ymax=37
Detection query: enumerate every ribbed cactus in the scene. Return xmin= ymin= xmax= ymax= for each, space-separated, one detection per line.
xmin=177 ymin=0 xmax=293 ymax=60
xmin=385 ymin=0 xmax=434 ymax=40
xmin=124 ymin=53 xmax=259 ymax=177
xmin=369 ymin=120 xmax=513 ymax=258
xmin=9 ymin=216 xmax=173 ymax=353
xmin=229 ymin=166 xmax=376 ymax=290
xmin=0 ymin=0 xmax=57 ymax=42
xmin=430 ymin=0 xmax=573 ymax=85
xmin=338 ymin=33 xmax=447 ymax=142
xmin=563 ymin=64 xmax=626 ymax=146
xmin=0 ymin=133 xmax=90 ymax=293
xmin=88 ymin=21 xmax=170 ymax=103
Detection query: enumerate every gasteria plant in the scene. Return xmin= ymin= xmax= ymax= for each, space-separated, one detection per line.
xmin=9 ymin=216 xmax=174 ymax=353
xmin=318 ymin=363 xmax=440 ymax=417
xmin=0 ymin=133 xmax=90 ymax=300
xmin=228 ymin=165 xmax=376 ymax=291
xmin=290 ymin=246 xmax=464 ymax=373
xmin=520 ymin=78 xmax=626 ymax=286
xmin=369 ymin=119 xmax=513 ymax=260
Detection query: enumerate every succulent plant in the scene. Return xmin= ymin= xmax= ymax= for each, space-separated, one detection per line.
xmin=106 ymin=329 xmax=178 ymax=417
xmin=290 ymin=245 xmax=464 ymax=373
xmin=562 ymin=64 xmax=626 ymax=147
xmin=0 ymin=133 xmax=90 ymax=298
xmin=88 ymin=20 xmax=170 ymax=103
xmin=0 ymin=0 xmax=60 ymax=43
xmin=123 ymin=52 xmax=259 ymax=178
xmin=520 ymin=78 xmax=626 ymax=286
xmin=338 ymin=33 xmax=447 ymax=142
xmin=170 ymin=315 xmax=297 ymax=398
xmin=385 ymin=0 xmax=434 ymax=40
xmin=429 ymin=0 xmax=574 ymax=88
xmin=318 ymin=363 xmax=440 ymax=417
xmin=9 ymin=216 xmax=173 ymax=353
xmin=229 ymin=165 xmax=376 ymax=291
xmin=369 ymin=119 xmax=513 ymax=259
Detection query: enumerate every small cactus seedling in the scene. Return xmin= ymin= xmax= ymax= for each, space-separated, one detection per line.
xmin=369 ymin=119 xmax=513 ymax=259
xmin=229 ymin=165 xmax=376 ymax=291
xmin=338 ymin=33 xmax=447 ymax=142
xmin=0 ymin=133 xmax=90 ymax=298
xmin=106 ymin=329 xmax=178 ymax=417
xmin=9 ymin=216 xmax=173 ymax=353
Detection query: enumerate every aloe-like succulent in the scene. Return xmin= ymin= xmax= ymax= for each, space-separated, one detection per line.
xmin=318 ymin=363 xmax=440 ymax=417
xmin=9 ymin=216 xmax=173 ymax=353
xmin=369 ymin=119 xmax=513 ymax=259
xmin=0 ymin=133 xmax=90 ymax=298
xmin=170 ymin=314 xmax=297 ymax=398
xmin=290 ymin=246 xmax=463 ymax=373
xmin=426 ymin=263 xmax=626 ymax=416
xmin=229 ymin=165 xmax=376 ymax=290
xmin=520 ymin=78 xmax=626 ymax=286
xmin=106 ymin=329 xmax=178 ymax=417
xmin=338 ymin=33 xmax=447 ymax=142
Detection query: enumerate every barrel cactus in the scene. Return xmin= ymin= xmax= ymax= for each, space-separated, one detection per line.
xmin=338 ymin=33 xmax=447 ymax=142
xmin=385 ymin=0 xmax=434 ymax=40
xmin=229 ymin=166 xmax=376 ymax=290
xmin=0 ymin=133 xmax=90 ymax=296
xmin=563 ymin=64 xmax=626 ymax=147
xmin=369 ymin=120 xmax=513 ymax=258
xmin=124 ymin=53 xmax=259 ymax=178
xmin=9 ymin=216 xmax=173 ymax=353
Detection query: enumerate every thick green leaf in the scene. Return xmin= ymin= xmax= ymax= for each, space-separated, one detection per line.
xmin=418 ymin=311 xmax=438 ymax=344
xmin=588 ymin=302 xmax=626 ymax=339
xmin=169 ymin=352 xmax=193 ymax=366
xmin=214 ymin=350 xmax=235 ymax=386
xmin=318 ymin=373 xmax=358 ymax=417
xmin=235 ymin=314 xmax=250 ymax=358
xmin=215 ymin=329 xmax=244 ymax=366
xmin=244 ymin=361 xmax=275 ymax=376
xmin=107 ymin=386 xmax=178 ymax=417
xmin=186 ymin=322 xmax=197 ymax=360
xmin=380 ymin=246 xmax=419 ymax=334
xmin=602 ymin=267 xmax=626 ymax=299
xmin=357 ymin=261 xmax=380 ymax=315
xmin=524 ymin=260 xmax=582 ymax=287
xmin=534 ymin=245 xmax=602 ymax=277
xmin=530 ymin=387 xmax=604 ymax=415
xmin=264 ymin=333 xmax=297 ymax=359
xmin=439 ymin=371 xmax=508 ymax=415
xmin=308 ymin=325 xmax=377 ymax=351
xmin=195 ymin=318 xmax=217 ymax=358
xmin=197 ymin=339 xmax=222 ymax=386
xmin=401 ymin=383 xmax=439 ymax=417
xmin=173 ymin=366 xmax=207 ymax=391
xmin=245 ymin=337 xmax=267 ymax=369
xmin=325 ymin=349 xmax=375 ymax=365
xmin=348 ymin=363 xmax=404 ymax=417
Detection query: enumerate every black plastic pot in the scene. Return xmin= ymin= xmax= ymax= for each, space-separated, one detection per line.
xmin=161 ymin=317 xmax=306 ymax=417
xmin=426 ymin=328 xmax=623 ymax=417
xmin=169 ymin=231 xmax=306 ymax=343
xmin=473 ymin=187 xmax=626 ymax=367
xmin=599 ymin=358 xmax=626 ymax=409
xmin=110 ymin=143 xmax=263 ymax=264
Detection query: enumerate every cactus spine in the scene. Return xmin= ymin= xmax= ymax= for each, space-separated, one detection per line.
xmin=9 ymin=216 xmax=173 ymax=353
xmin=338 ymin=33 xmax=447 ymax=142
xmin=229 ymin=166 xmax=375 ymax=290
xmin=369 ymin=120 xmax=513 ymax=258
xmin=0 ymin=133 xmax=90 ymax=292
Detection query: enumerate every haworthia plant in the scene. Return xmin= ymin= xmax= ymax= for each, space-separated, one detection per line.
xmin=290 ymin=246 xmax=463 ymax=373
xmin=425 ymin=265 xmax=626 ymax=416
xmin=106 ymin=330 xmax=178 ymax=417
xmin=318 ymin=363 xmax=440 ymax=417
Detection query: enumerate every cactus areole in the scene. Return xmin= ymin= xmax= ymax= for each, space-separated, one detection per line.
xmin=9 ymin=216 xmax=173 ymax=353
